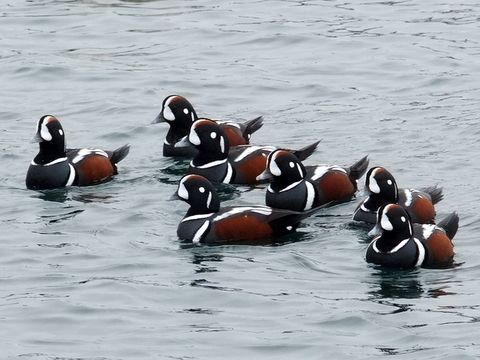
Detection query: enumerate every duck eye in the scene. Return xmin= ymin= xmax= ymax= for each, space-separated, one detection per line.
xmin=183 ymin=108 xmax=189 ymax=115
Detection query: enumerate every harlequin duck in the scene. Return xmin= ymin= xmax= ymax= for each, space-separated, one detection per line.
xmin=153 ymin=95 xmax=264 ymax=157
xmin=26 ymin=115 xmax=130 ymax=190
xmin=366 ymin=203 xmax=459 ymax=268
xmin=173 ymin=174 xmax=326 ymax=244
xmin=256 ymin=150 xmax=369 ymax=211
xmin=353 ymin=166 xmax=443 ymax=224
xmin=177 ymin=119 xmax=320 ymax=185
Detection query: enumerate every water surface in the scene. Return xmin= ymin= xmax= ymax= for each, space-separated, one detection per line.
xmin=1 ymin=1 xmax=480 ymax=359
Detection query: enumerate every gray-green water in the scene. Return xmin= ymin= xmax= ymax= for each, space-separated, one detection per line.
xmin=1 ymin=1 xmax=480 ymax=359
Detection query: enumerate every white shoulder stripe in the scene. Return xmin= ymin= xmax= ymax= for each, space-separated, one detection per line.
xmin=196 ymin=159 xmax=227 ymax=169
xmin=304 ymin=181 xmax=316 ymax=210
xmin=66 ymin=164 xmax=76 ymax=186
xmin=280 ymin=180 xmax=302 ymax=193
xmin=72 ymin=149 xmax=108 ymax=164
xmin=192 ymin=220 xmax=210 ymax=243
xmin=213 ymin=206 xmax=272 ymax=222
xmin=234 ymin=146 xmax=275 ymax=162
xmin=182 ymin=213 xmax=215 ymax=222
xmin=223 ymin=162 xmax=234 ymax=183
xmin=413 ymin=237 xmax=425 ymax=266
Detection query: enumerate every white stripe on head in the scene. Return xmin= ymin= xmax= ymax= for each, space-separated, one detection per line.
xmin=295 ymin=162 xmax=304 ymax=178
xmin=219 ymin=134 xmax=225 ymax=154
xmin=206 ymin=191 xmax=212 ymax=208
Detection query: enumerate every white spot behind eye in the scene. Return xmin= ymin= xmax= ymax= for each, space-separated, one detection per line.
xmin=296 ymin=163 xmax=304 ymax=178
xmin=183 ymin=108 xmax=189 ymax=115
xmin=59 ymin=129 xmax=63 ymax=136
xmin=401 ymin=216 xmax=406 ymax=222
xmin=199 ymin=186 xmax=205 ymax=193
xmin=206 ymin=191 xmax=212 ymax=208
xmin=210 ymin=132 xmax=217 ymax=139
xmin=289 ymin=161 xmax=294 ymax=168
xmin=387 ymin=179 xmax=393 ymax=185
xmin=219 ymin=136 xmax=225 ymax=153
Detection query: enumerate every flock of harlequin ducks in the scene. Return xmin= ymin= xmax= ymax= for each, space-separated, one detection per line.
xmin=26 ymin=95 xmax=459 ymax=269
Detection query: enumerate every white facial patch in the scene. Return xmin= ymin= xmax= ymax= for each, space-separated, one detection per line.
xmin=369 ymin=170 xmax=381 ymax=194
xmin=189 ymin=128 xmax=201 ymax=146
xmin=269 ymin=159 xmax=282 ymax=176
xmin=177 ymin=180 xmax=189 ymax=200
xmin=380 ymin=208 xmax=394 ymax=231
xmin=162 ymin=106 xmax=175 ymax=122
xmin=39 ymin=116 xmax=55 ymax=141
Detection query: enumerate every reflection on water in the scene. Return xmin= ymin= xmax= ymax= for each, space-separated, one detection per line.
xmin=366 ymin=266 xmax=458 ymax=301
xmin=367 ymin=267 xmax=424 ymax=300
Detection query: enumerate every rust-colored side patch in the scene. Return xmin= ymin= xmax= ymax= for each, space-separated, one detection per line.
xmin=411 ymin=197 xmax=436 ymax=223
xmin=237 ymin=154 xmax=268 ymax=183
xmin=426 ymin=231 xmax=454 ymax=264
xmin=318 ymin=173 xmax=355 ymax=202
xmin=223 ymin=127 xmax=247 ymax=146
xmin=76 ymin=156 xmax=114 ymax=185
xmin=215 ymin=215 xmax=273 ymax=241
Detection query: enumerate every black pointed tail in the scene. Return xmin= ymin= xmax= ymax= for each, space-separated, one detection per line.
xmin=349 ymin=155 xmax=369 ymax=187
xmin=111 ymin=144 xmax=130 ymax=165
xmin=292 ymin=140 xmax=321 ymax=161
xmin=242 ymin=116 xmax=264 ymax=140
xmin=437 ymin=212 xmax=459 ymax=240
xmin=422 ymin=185 xmax=444 ymax=205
